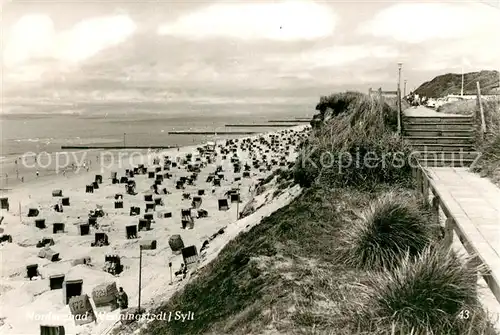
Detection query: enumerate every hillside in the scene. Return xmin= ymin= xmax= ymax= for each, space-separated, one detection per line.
xmin=112 ymin=93 xmax=497 ymax=335
xmin=415 ymin=70 xmax=499 ymax=98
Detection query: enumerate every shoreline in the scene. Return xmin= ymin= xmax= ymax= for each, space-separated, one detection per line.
xmin=0 ymin=134 xmax=274 ymax=190
xmin=0 ymin=125 xmax=308 ymax=335
xmin=0 ymin=125 xmax=307 ymax=192
xmin=0 ymin=149 xmax=151 ymax=191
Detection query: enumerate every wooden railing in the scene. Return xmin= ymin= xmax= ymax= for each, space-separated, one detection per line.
xmin=412 ymin=159 xmax=500 ymax=304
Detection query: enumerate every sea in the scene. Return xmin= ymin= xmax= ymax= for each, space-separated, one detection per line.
xmin=0 ymin=101 xmax=313 ymax=188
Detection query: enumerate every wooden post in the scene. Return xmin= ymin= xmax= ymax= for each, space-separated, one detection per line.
xmin=397 ymin=87 xmax=402 ymax=135
xmin=397 ymin=63 xmax=403 ymax=135
xmin=443 ymin=217 xmax=454 ymax=249
xmin=416 ymin=168 xmax=422 ymax=194
xmin=476 ymin=82 xmax=487 ymax=136
xmin=138 ymin=246 xmax=142 ymax=312
xmin=169 ymin=262 xmax=173 ymax=285
xmin=431 ymin=196 xmax=440 ymax=225
xmin=236 ymin=197 xmax=239 ymax=220
xmin=236 ymin=183 xmax=241 ymax=220
xmin=422 ymin=175 xmax=429 ymax=199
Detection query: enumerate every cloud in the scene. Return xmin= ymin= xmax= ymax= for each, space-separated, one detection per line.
xmin=359 ymin=3 xmax=500 ymax=43
xmin=157 ymin=1 xmax=336 ymax=41
xmin=264 ymin=44 xmax=400 ymax=79
xmin=295 ymin=45 xmax=400 ymax=68
xmin=359 ymin=3 xmax=500 ymax=71
xmin=0 ymin=0 xmax=8 ymax=10
xmin=412 ymin=39 xmax=500 ymax=72
xmin=3 ymin=14 xmax=137 ymax=68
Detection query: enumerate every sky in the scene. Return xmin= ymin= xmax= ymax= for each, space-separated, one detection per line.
xmin=1 ymin=0 xmax=500 ymax=107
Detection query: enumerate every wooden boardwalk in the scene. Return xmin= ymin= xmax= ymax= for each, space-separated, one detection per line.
xmin=405 ymin=107 xmax=500 ymax=323
xmin=424 ymin=167 xmax=500 ymax=304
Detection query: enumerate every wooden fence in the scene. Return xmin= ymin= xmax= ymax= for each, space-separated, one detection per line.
xmin=412 ymin=159 xmax=500 ymax=304
xmin=368 ymin=87 xmax=398 ymax=98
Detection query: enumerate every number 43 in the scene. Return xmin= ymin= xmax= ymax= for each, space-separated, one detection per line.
xmin=458 ymin=310 xmax=470 ymax=319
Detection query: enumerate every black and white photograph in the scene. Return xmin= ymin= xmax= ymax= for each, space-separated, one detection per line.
xmin=1 ymin=1 xmax=499 ymax=334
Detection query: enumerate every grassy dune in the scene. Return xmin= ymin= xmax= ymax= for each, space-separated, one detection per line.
xmin=415 ymin=70 xmax=499 ymax=98
xmin=134 ymin=93 xmax=497 ymax=335
xmin=296 ymin=92 xmax=411 ymax=190
xmin=437 ymin=97 xmax=500 ymax=186
xmin=472 ymin=98 xmax=500 ymax=186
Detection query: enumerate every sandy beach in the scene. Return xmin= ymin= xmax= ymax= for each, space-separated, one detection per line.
xmin=0 ymin=125 xmax=309 ymax=335
xmin=0 ymin=149 xmax=152 ymax=191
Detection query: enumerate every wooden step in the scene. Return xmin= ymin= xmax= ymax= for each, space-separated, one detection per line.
xmin=404 ymin=136 xmax=474 ymax=145
xmin=415 ymin=151 xmax=479 ymax=160
xmin=403 ymin=122 xmax=474 ymax=131
xmin=403 ymin=116 xmax=474 ymax=124
xmin=409 ymin=143 xmax=476 ymax=151
xmin=404 ymin=129 xmax=475 ymax=137
xmin=418 ymin=158 xmax=477 ymax=168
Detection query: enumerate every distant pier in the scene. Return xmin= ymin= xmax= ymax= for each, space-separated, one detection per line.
xmin=61 ymin=145 xmax=177 ymax=150
xmin=268 ymin=119 xmax=311 ymax=123
xmin=225 ymin=124 xmax=298 ymax=127
xmin=168 ymin=131 xmax=259 ymax=135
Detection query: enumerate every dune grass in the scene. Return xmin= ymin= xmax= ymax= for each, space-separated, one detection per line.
xmin=295 ymin=92 xmax=413 ymax=190
xmin=437 ymin=97 xmax=500 ymax=186
xmin=473 ymin=133 xmax=500 ymax=186
xmin=437 ymin=98 xmax=500 ymax=133
xmin=358 ymin=246 xmax=494 ymax=335
xmin=115 ymin=92 xmax=498 ymax=335
xmin=336 ymin=192 xmax=438 ymax=271
xmin=471 ymin=98 xmax=500 ymax=186
xmin=126 ymin=185 xmax=495 ymax=335
xmin=437 ymin=99 xmax=476 ymax=116
xmin=126 ymin=185 xmax=362 ymax=335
